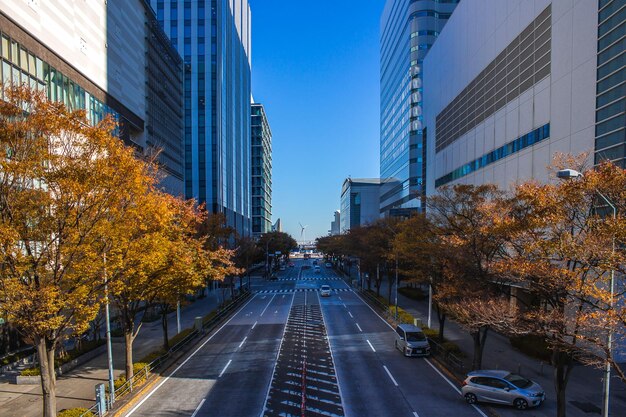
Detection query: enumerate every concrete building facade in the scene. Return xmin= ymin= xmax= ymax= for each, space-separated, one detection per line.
xmin=330 ymin=210 xmax=341 ymax=236
xmin=423 ymin=0 xmax=602 ymax=194
xmin=340 ymin=179 xmax=382 ymax=232
xmin=151 ymin=0 xmax=252 ymax=236
xmin=0 ymin=0 xmax=184 ymax=195
xmin=379 ymin=0 xmax=460 ymax=216
xmin=251 ymin=103 xmax=272 ymax=238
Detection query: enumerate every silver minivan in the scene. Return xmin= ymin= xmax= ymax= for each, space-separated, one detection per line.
xmin=394 ymin=324 xmax=430 ymax=357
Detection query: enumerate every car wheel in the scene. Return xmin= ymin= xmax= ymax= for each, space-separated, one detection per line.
xmin=514 ymin=398 xmax=528 ymax=410
xmin=464 ymin=393 xmax=478 ymax=404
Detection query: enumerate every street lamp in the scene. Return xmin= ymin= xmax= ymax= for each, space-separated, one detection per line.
xmin=265 ymin=237 xmax=274 ymax=279
xmin=557 ymin=168 xmax=616 ymax=417
xmin=103 ymin=251 xmax=115 ymax=405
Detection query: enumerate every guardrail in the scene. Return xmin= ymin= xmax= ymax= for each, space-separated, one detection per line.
xmin=80 ymin=290 xmax=252 ymax=417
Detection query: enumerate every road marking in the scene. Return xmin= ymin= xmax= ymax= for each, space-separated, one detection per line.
xmin=219 ymin=359 xmax=232 ymax=377
xmin=348 ymin=311 xmax=353 ymax=318
xmin=125 ymin=295 xmax=257 ymax=416
xmin=274 ymin=310 xmax=278 ymax=314
xmin=366 ymin=339 xmax=376 ymax=352
xmin=343 ymin=303 xmax=347 ymax=309
xmin=338 ymin=296 xmax=342 ymax=300
xmin=356 ymin=323 xmax=362 ymax=332
xmin=190 ymin=399 xmax=205 ymax=417
xmin=252 ymin=321 xmax=258 ymax=330
xmin=260 ymin=294 xmax=276 ymax=316
xmin=238 ymin=337 xmax=247 ymax=348
xmin=282 ymin=295 xmax=285 ymax=298
xmin=383 ymin=365 xmax=399 ymax=386
xmin=413 ymin=412 xmax=420 ymax=417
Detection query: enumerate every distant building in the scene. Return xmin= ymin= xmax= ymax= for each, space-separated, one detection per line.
xmin=330 ymin=210 xmax=341 ymax=236
xmin=340 ymin=178 xmax=382 ymax=232
xmin=0 ymin=0 xmax=184 ymax=195
xmin=272 ymin=218 xmax=282 ymax=233
xmin=251 ymin=103 xmax=272 ymax=237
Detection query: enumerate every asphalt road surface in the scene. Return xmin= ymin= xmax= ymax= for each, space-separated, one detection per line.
xmin=124 ymin=258 xmax=489 ymax=417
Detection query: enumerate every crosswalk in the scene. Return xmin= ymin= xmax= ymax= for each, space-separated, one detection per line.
xmin=279 ymin=277 xmax=344 ymax=282
xmin=255 ymin=288 xmax=351 ymax=294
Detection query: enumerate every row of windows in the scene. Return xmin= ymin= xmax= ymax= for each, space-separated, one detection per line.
xmin=409 ymin=10 xmax=452 ymax=20
xmin=435 ymin=124 xmax=550 ymax=188
xmin=595 ymin=0 xmax=625 ymax=167
xmin=436 ymin=5 xmax=552 ymax=153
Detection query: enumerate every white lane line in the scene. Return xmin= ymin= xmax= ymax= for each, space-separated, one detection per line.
xmin=238 ymin=337 xmax=247 ymax=349
xmin=125 ymin=295 xmax=257 ymax=416
xmin=413 ymin=412 xmax=420 ymax=417
xmin=190 ymin=399 xmax=205 ymax=417
xmin=383 ymin=365 xmax=399 ymax=386
xmin=338 ymin=296 xmax=342 ymax=300
xmin=356 ymin=323 xmax=362 ymax=332
xmin=260 ymin=294 xmax=276 ymax=316
xmin=219 ymin=359 xmax=232 ymax=377
xmin=252 ymin=321 xmax=258 ymax=330
xmin=366 ymin=339 xmax=376 ymax=352
xmin=274 ymin=310 xmax=278 ymax=314
xmin=343 ymin=303 xmax=347 ymax=309
xmin=348 ymin=311 xmax=354 ymax=318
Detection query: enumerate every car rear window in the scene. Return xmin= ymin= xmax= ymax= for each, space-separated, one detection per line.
xmin=321 ymin=285 xmax=330 ymax=290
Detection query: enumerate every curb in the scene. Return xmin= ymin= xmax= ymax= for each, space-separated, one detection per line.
xmin=110 ymin=374 xmax=163 ymax=417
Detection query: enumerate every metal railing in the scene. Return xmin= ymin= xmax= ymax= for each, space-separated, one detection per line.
xmin=80 ymin=290 xmax=251 ymax=417
xmin=427 ymin=337 xmax=466 ymax=373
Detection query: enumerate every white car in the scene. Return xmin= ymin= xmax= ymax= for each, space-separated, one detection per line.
xmin=320 ymin=285 xmax=331 ymax=297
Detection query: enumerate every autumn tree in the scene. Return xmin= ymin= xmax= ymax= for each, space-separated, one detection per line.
xmin=0 ymin=85 xmax=154 ymax=417
xmin=496 ymin=158 xmax=626 ymax=417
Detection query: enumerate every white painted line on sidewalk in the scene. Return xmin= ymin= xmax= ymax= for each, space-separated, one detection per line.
xmin=260 ymin=294 xmax=276 ymax=316
xmin=348 ymin=311 xmax=354 ymax=318
xmin=251 ymin=321 xmax=258 ymax=330
xmin=190 ymin=399 xmax=205 ymax=417
xmin=219 ymin=359 xmax=232 ymax=378
xmin=383 ymin=365 xmax=399 ymax=386
xmin=238 ymin=337 xmax=247 ymax=349
xmin=366 ymin=339 xmax=376 ymax=352
xmin=125 ymin=294 xmax=257 ymax=416
xmin=356 ymin=323 xmax=362 ymax=332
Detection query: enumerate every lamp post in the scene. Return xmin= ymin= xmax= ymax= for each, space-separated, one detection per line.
xmin=394 ymin=256 xmax=399 ymax=321
xmin=427 ymin=277 xmax=433 ymax=329
xmin=265 ymin=237 xmax=274 ymax=279
xmin=103 ymin=251 xmax=115 ymax=405
xmin=557 ymin=168 xmax=616 ymax=417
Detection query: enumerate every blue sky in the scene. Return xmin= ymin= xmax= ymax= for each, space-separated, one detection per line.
xmin=250 ymin=0 xmax=386 ymax=242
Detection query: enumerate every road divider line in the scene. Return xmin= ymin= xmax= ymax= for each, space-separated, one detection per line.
xmin=251 ymin=321 xmax=258 ymax=330
xmin=366 ymin=339 xmax=376 ymax=352
xmin=238 ymin=337 xmax=247 ymax=349
xmin=190 ymin=399 xmax=205 ymax=417
xmin=260 ymin=294 xmax=276 ymax=316
xmin=413 ymin=412 xmax=420 ymax=417
xmin=125 ymin=294 xmax=257 ymax=416
xmin=348 ymin=312 xmax=353 ymax=318
xmin=356 ymin=323 xmax=362 ymax=332
xmin=219 ymin=359 xmax=232 ymax=378
xmin=343 ymin=303 xmax=347 ymax=309
xmin=383 ymin=365 xmax=399 ymax=386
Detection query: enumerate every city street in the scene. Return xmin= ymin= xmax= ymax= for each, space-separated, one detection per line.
xmin=124 ymin=257 xmax=489 ymax=417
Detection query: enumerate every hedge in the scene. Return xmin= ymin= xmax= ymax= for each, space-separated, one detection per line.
xmin=510 ymin=335 xmax=552 ymax=361
xmin=58 ymin=408 xmax=94 ymax=417
xmin=398 ymin=287 xmax=427 ymax=301
xmin=20 ymin=339 xmax=105 ymax=376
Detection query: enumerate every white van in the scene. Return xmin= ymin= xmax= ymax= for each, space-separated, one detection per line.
xmin=394 ymin=324 xmax=430 ymax=357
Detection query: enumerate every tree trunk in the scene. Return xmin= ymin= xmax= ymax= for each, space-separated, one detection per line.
xmin=161 ymin=305 xmax=169 ymax=351
xmin=36 ymin=337 xmax=56 ymax=417
xmin=552 ymin=349 xmax=574 ymax=417
xmin=124 ymin=330 xmax=134 ymax=380
xmin=387 ymin=271 xmax=393 ymax=305
xmin=376 ymin=264 xmax=381 ymax=297
xmin=471 ymin=325 xmax=489 ymax=370
xmin=437 ymin=308 xmax=446 ymax=340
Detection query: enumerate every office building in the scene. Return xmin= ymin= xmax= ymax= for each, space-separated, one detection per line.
xmin=340 ymin=178 xmax=382 ymax=232
xmin=251 ymin=103 xmax=272 ymax=237
xmin=151 ymin=0 xmax=252 ymax=236
xmin=379 ymin=0 xmax=459 ymax=216
xmin=0 ymin=0 xmax=184 ymax=196
xmin=423 ymin=0 xmax=605 ymax=195
xmin=272 ymin=218 xmax=282 ymax=233
xmin=330 ymin=210 xmax=341 ymax=236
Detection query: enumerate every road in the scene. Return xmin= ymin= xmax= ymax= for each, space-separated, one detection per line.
xmin=124 ymin=258 xmax=489 ymax=417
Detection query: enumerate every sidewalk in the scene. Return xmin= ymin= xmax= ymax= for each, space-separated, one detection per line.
xmin=373 ymin=278 xmax=626 ymax=417
xmin=0 ymin=289 xmax=227 ymax=417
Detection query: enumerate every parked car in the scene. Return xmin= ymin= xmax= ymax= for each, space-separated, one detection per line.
xmin=314 ymin=265 xmax=321 ymax=273
xmin=394 ymin=324 xmax=430 ymax=357
xmin=320 ymin=284 xmax=331 ymax=297
xmin=325 ymin=262 xmax=332 ymax=268
xmin=462 ymin=370 xmax=545 ymax=410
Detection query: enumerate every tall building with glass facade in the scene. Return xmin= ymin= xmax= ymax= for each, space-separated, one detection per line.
xmin=0 ymin=0 xmax=184 ymax=195
xmin=379 ymin=0 xmax=459 ymax=216
xmin=340 ymin=178 xmax=382 ymax=232
xmin=151 ymin=0 xmax=252 ymax=235
xmin=251 ymin=103 xmax=272 ymax=237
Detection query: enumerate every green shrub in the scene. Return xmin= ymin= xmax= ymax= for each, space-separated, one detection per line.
xmin=58 ymin=408 xmax=94 ymax=417
xmin=20 ymin=367 xmax=40 ymax=376
xmin=169 ymin=328 xmax=194 ymax=347
xmin=202 ymin=311 xmax=218 ymax=325
xmin=139 ymin=349 xmax=166 ymax=365
xmin=398 ymin=287 xmax=427 ymax=300
xmin=366 ymin=289 xmax=389 ymax=306
xmin=510 ymin=335 xmax=552 ymax=361
xmin=440 ymin=341 xmax=466 ymax=357
xmin=388 ymin=306 xmax=417 ymax=325
xmin=422 ymin=328 xmax=439 ymax=339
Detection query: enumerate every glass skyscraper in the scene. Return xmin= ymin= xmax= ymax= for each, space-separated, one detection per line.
xmin=379 ymin=0 xmax=459 ymax=215
xmin=251 ymin=103 xmax=272 ymax=237
xmin=151 ymin=0 xmax=252 ymax=235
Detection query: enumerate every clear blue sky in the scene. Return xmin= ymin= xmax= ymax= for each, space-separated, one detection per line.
xmin=250 ymin=0 xmax=386 ymax=242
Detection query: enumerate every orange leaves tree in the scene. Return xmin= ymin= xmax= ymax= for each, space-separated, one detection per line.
xmin=495 ymin=161 xmax=626 ymax=417
xmin=0 ymin=86 xmax=153 ymax=417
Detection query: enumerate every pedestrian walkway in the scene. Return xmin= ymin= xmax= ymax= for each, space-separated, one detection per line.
xmin=255 ymin=288 xmax=350 ymax=294
xmin=0 ymin=289 xmax=229 ymax=417
xmin=370 ymin=278 xmax=626 ymax=417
